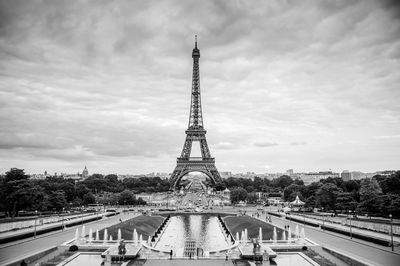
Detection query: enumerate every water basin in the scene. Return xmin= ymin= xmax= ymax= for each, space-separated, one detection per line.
xmin=155 ymin=214 xmax=229 ymax=251
xmin=273 ymin=252 xmax=318 ymax=266
xmin=63 ymin=253 xmax=103 ymax=266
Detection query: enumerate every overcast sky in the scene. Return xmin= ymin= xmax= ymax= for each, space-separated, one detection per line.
xmin=0 ymin=0 xmax=399 ymax=175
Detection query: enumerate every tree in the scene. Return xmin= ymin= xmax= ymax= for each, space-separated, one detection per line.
xmin=273 ymin=175 xmax=293 ymax=189
xmin=283 ymin=184 xmax=303 ymax=201
xmin=388 ymin=194 xmax=400 ymax=217
xmin=335 ymin=192 xmax=358 ymax=212
xmin=47 ymin=190 xmax=67 ymax=211
xmin=247 ymin=193 xmax=258 ymax=203
xmin=215 ymin=182 xmax=226 ymax=191
xmin=316 ymin=183 xmax=342 ymax=211
xmin=245 ymin=186 xmax=255 ymax=193
xmin=230 ymin=187 xmax=248 ymax=204
xmin=375 ymin=172 xmax=400 ymax=195
xmin=253 ymin=176 xmax=264 ymax=189
xmin=357 ymin=178 xmax=382 ymax=214
xmin=82 ymin=192 xmax=96 ymax=205
xmin=118 ymin=190 xmax=136 ymax=205
xmin=305 ymin=195 xmax=316 ymax=208
xmin=2 ymin=168 xmax=31 ymax=217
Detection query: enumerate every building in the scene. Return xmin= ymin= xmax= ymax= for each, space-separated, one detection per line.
xmin=341 ymin=170 xmax=352 ymax=181
xmin=298 ymin=171 xmax=340 ymax=185
xmin=82 ymin=166 xmax=89 ymax=178
xmin=286 ymin=169 xmax=294 ymax=176
xmin=351 ymin=171 xmax=366 ymax=180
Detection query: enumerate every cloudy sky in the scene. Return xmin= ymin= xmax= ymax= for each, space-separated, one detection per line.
xmin=0 ymin=0 xmax=399 ymax=175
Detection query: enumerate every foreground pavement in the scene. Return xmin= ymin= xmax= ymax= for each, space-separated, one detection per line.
xmin=0 ymin=212 xmax=137 ymax=266
xmin=2 ymin=207 xmax=400 ymax=266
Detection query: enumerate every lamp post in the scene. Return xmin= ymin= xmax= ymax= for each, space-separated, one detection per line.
xmin=62 ymin=207 xmax=65 ymax=231
xmin=349 ymin=211 xmax=352 ymax=239
xmin=389 ymin=214 xmax=394 ymax=251
xmin=34 ymin=210 xmax=38 ymax=238
xmin=81 ymin=206 xmax=84 ymax=225
xmin=322 ymin=215 xmax=325 ymax=231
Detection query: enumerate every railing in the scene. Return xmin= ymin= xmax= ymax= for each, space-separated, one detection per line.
xmin=177 ymin=157 xmax=215 ymax=162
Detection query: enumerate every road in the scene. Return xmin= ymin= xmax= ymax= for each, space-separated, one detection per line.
xmin=0 ymin=212 xmax=137 ymax=266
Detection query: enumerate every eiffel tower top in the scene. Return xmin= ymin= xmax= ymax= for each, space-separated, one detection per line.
xmin=188 ymin=35 xmax=204 ymax=130
xmin=192 ymin=35 xmax=200 ymax=58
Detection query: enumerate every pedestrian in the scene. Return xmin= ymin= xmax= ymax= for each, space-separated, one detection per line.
xmin=170 ymin=249 xmax=173 ymax=260
xmin=225 ymin=251 xmax=228 ymax=261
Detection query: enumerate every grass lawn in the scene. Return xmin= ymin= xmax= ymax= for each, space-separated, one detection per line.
xmin=97 ymin=215 xmax=164 ymax=241
xmin=224 ymin=216 xmax=285 ymax=240
xmin=302 ymin=248 xmax=337 ymax=266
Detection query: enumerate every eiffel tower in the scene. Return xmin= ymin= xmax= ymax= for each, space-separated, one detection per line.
xmin=170 ymin=36 xmax=222 ymax=189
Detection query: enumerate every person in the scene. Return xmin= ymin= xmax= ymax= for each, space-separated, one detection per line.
xmin=20 ymin=260 xmax=27 ymax=266
xmin=170 ymin=249 xmax=173 ymax=260
xmin=225 ymin=251 xmax=228 ymax=261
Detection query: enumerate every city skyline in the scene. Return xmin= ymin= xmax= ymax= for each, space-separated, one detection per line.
xmin=1 ymin=0 xmax=399 ymax=174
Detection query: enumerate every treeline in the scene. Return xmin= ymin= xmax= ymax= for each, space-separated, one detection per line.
xmin=0 ymin=169 xmax=170 ymax=217
xmin=223 ymin=172 xmax=400 ymax=217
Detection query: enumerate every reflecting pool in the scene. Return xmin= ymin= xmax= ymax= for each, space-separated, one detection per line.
xmin=155 ymin=214 xmax=229 ymax=251
xmin=63 ymin=253 xmax=103 ymax=266
xmin=273 ymin=253 xmax=318 ymax=266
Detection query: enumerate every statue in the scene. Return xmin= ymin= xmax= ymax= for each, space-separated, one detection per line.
xmin=104 ymin=250 xmax=111 ymax=266
xmin=118 ymin=239 xmax=126 ymax=261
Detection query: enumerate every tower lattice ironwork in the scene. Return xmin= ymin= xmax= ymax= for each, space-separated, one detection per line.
xmin=170 ymin=36 xmax=222 ymax=189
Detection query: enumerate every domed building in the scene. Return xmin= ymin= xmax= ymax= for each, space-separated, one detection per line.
xmin=82 ymin=166 xmax=89 ymax=178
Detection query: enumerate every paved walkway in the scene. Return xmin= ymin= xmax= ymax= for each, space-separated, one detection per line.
xmin=285 ymin=213 xmax=400 ymax=245
xmin=0 ymin=212 xmax=104 ymax=242
xmin=0 ymin=212 xmax=137 ymax=266
xmin=251 ymin=211 xmax=400 ymax=266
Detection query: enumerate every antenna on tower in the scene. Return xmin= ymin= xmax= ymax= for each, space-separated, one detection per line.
xmin=195 ymin=35 xmax=197 ymax=48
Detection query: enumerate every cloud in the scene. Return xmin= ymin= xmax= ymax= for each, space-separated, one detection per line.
xmin=290 ymin=141 xmax=307 ymax=146
xmin=254 ymin=142 xmax=278 ymax=148
xmin=0 ymin=0 xmax=399 ymax=174
xmin=373 ymin=135 xmax=400 ymax=140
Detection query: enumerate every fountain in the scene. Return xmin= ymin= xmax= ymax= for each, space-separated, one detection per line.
xmin=300 ymin=227 xmax=305 ymax=241
xmin=288 ymin=227 xmax=292 ymax=242
xmin=109 ymin=235 xmax=113 ymax=241
xmin=133 ymin=229 xmax=138 ymax=246
xmin=241 ymin=231 xmax=245 ymax=243
xmin=88 ymin=228 xmax=93 ymax=243
xmin=81 ymin=225 xmax=86 ymax=238
xmin=96 ymin=229 xmax=99 ymax=241
xmin=282 ymin=231 xmax=286 ymax=241
xmin=244 ymin=228 xmax=248 ymax=241
xmin=259 ymin=227 xmax=263 ymax=242
xmin=103 ymin=229 xmax=108 ymax=244
xmin=236 ymin=232 xmax=240 ymax=243
xmin=139 ymin=234 xmax=143 ymax=245
xmin=117 ymin=229 xmax=122 ymax=241
xmin=75 ymin=228 xmax=79 ymax=242
xmin=295 ymin=225 xmax=299 ymax=239
xmin=272 ymin=227 xmax=277 ymax=243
